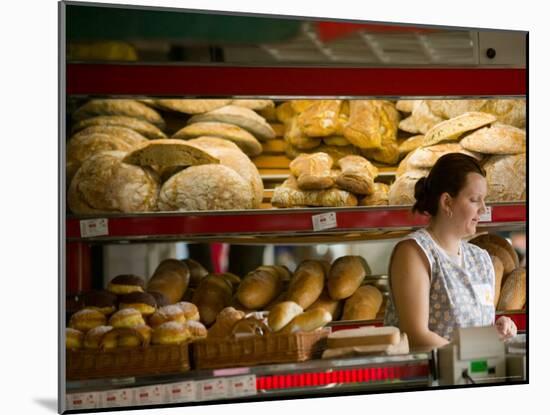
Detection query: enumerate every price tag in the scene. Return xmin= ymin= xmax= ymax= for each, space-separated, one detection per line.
xmin=134 ymin=385 xmax=164 ymax=406
xmin=100 ymin=388 xmax=133 ymax=408
xmin=312 ymin=212 xmax=337 ymax=231
xmin=228 ymin=375 xmax=257 ymax=398
xmin=479 ymin=206 xmax=492 ymax=222
xmin=80 ymin=218 xmax=109 ymax=238
xmin=196 ymin=378 xmax=228 ymax=401
xmin=66 ymin=392 xmax=98 ymax=410
xmin=166 ymin=381 xmax=196 ymax=403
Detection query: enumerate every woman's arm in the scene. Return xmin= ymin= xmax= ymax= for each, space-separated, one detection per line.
xmin=390 ymin=239 xmax=449 ymax=349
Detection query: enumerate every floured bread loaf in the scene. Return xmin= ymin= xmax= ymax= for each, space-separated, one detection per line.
xmin=272 ymin=175 xmax=358 ymax=208
xmin=359 ymin=183 xmax=390 ymax=206
xmin=289 ymin=152 xmax=334 ymax=190
xmin=72 ymin=99 xmax=165 ymax=128
xmin=172 ymin=122 xmax=263 ymax=157
xmin=188 ymin=105 xmax=276 ymax=140
xmin=407 ymin=143 xmax=482 ymax=169
xmin=186 ymin=137 xmax=264 ymax=208
xmin=427 ymin=99 xmax=488 ymax=119
xmin=395 ymin=99 xmax=421 ymax=113
xmin=285 ymin=117 xmax=322 ymax=150
xmin=460 ymin=124 xmax=526 ymax=154
xmin=122 ymin=139 xmax=219 ymax=169
xmin=231 ymin=99 xmax=274 ymax=111
xmin=157 ymin=164 xmax=254 ymax=211
xmin=297 ymin=100 xmax=342 ymax=137
xmin=497 ymin=267 xmax=526 ymax=311
xmin=153 ymin=99 xmax=231 ymax=114
xmin=388 ymin=170 xmax=428 ymax=206
xmin=398 ymin=100 xmax=444 ymax=134
xmin=423 ymin=112 xmax=497 ymax=147
xmin=480 ymin=99 xmax=526 ymax=128
xmin=398 ymin=135 xmax=425 ymax=157
xmin=484 ymin=153 xmax=526 ymax=202
xmin=335 ymin=155 xmax=378 ymax=195
xmin=72 ymin=115 xmax=167 ymax=140
xmin=68 ymin=151 xmax=160 ymax=214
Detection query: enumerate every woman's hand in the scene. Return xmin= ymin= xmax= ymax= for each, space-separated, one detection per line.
xmin=495 ymin=316 xmax=517 ymax=339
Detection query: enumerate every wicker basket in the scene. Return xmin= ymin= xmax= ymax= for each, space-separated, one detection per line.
xmin=193 ymin=329 xmax=330 ymax=370
xmin=67 ymin=343 xmax=190 ymax=380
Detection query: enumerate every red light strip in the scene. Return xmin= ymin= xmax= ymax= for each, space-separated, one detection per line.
xmin=256 ymin=364 xmax=430 ymax=390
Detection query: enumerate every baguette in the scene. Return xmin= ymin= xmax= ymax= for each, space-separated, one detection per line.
xmin=236 ymin=267 xmax=283 ymax=310
xmin=192 ymin=276 xmax=233 ymax=326
xmin=342 ymin=285 xmax=383 ymax=321
xmin=328 ymin=256 xmax=371 ymax=300
xmin=147 ymin=259 xmax=190 ymax=304
xmin=306 ymin=289 xmax=343 ymax=320
xmin=280 ymin=308 xmax=332 ymax=334
xmin=286 ymin=260 xmax=326 ymax=309
xmin=267 ymin=301 xmax=304 ymax=332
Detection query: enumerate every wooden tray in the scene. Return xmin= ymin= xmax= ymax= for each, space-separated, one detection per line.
xmin=193 ymin=329 xmax=330 ymax=370
xmin=67 ymin=343 xmax=190 ymax=380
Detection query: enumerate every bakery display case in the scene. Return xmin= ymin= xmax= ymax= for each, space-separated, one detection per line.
xmin=60 ymin=2 xmax=527 ymax=413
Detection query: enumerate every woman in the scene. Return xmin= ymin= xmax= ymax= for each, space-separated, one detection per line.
xmin=384 ymin=153 xmax=517 ymax=348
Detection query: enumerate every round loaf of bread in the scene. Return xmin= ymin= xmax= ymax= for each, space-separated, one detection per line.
xmin=469 ymin=233 xmax=520 ymax=270
xmin=68 ymin=151 xmax=160 ymax=214
xmin=497 ymin=267 xmax=526 ymax=311
xmin=109 ymin=308 xmax=145 ymax=328
xmin=119 ymin=292 xmax=157 ymax=316
xmin=72 ymin=99 xmax=165 ymax=128
xmin=69 ymin=308 xmax=107 ymax=332
xmin=82 ymin=290 xmax=118 ymax=315
xmin=71 ymin=115 xmax=167 ymax=140
xmin=66 ymin=328 xmax=84 ymax=349
xmin=83 ymin=325 xmax=113 ymax=349
xmin=107 ymin=274 xmax=146 ymax=295
xmin=100 ymin=325 xmax=151 ymax=349
xmin=152 ymin=321 xmax=191 ymax=345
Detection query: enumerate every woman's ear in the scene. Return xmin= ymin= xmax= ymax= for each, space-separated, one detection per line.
xmin=439 ymin=192 xmax=453 ymax=215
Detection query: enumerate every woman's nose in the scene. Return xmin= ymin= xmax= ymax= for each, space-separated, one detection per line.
xmin=479 ymin=200 xmax=487 ymax=214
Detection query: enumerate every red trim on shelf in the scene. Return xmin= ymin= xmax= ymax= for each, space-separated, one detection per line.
xmin=66 ymin=204 xmax=525 ymax=240
xmin=66 ymin=64 xmax=526 ymax=97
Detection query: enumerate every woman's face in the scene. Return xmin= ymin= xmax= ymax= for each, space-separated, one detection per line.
xmin=447 ymin=172 xmax=488 ymax=237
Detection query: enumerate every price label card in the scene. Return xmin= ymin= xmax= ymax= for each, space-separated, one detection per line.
xmin=166 ymin=381 xmax=196 ymax=403
xmin=80 ymin=218 xmax=109 ymax=238
xmin=66 ymin=392 xmax=98 ymax=410
xmin=101 ymin=388 xmax=133 ymax=408
xmin=134 ymin=385 xmax=164 ymax=406
xmin=197 ymin=378 xmax=228 ymax=401
xmin=479 ymin=206 xmax=492 ymax=222
xmin=228 ymin=375 xmax=257 ymax=398
xmin=312 ymin=212 xmax=337 ymax=231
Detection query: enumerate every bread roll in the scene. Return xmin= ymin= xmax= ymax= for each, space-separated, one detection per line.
xmin=66 ymin=328 xmax=84 ymax=349
xmin=306 ymin=289 xmax=343 ymax=320
xmin=72 ymin=99 xmax=165 ymax=128
xmin=359 ymin=183 xmax=390 ymax=206
xmin=147 ymin=259 xmax=190 ymax=304
xmin=148 ymin=304 xmax=187 ymax=328
xmin=236 ymin=267 xmax=283 ymax=310
xmin=192 ymin=276 xmax=233 ymax=326
xmin=71 ymin=115 xmax=167 ymax=140
xmin=83 ymin=325 xmax=113 ymax=349
xmin=268 ymin=301 xmax=304 ymax=332
xmin=289 ymin=152 xmax=334 ymax=190
xmin=207 ymin=306 xmax=246 ymax=338
xmin=109 ymin=308 xmax=145 ymax=328
xmin=497 ymin=268 xmax=526 ymax=311
xmin=422 ymin=111 xmax=497 ymax=147
xmin=335 ymin=155 xmax=378 ymax=195
xmin=342 ymin=285 xmax=383 ymax=321
xmin=490 ymin=255 xmax=504 ymax=307
xmin=328 ymin=256 xmax=370 ymax=300
xmin=286 ymin=260 xmax=326 ymax=309
xmin=280 ymin=308 xmax=332 ymax=334
xmin=152 ymin=321 xmax=191 ymax=345
xmin=118 ymin=292 xmax=157 ymax=316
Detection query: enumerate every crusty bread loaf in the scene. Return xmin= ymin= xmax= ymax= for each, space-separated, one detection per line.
xmin=267 ymin=301 xmax=304 ymax=332
xmin=427 ymin=99 xmax=487 ymax=119
xmin=153 ymin=99 xmax=231 ymax=114
xmin=256 ymin=265 xmax=292 ymax=282
xmin=72 ymin=99 xmax=165 ymax=128
xmin=479 ymin=99 xmax=526 ymax=128
xmin=207 ymin=306 xmax=245 ymax=338
xmin=285 ymin=117 xmax=322 ymax=150
xmin=323 ymin=136 xmax=351 ymax=146
xmin=361 ymin=141 xmax=400 ymax=165
xmin=122 ymin=139 xmax=219 ymax=169
xmin=172 ymin=122 xmax=263 ymax=157
xmin=186 ymin=137 xmax=264 ymax=208
xmin=490 ymin=255 xmax=504 ymax=307
xmin=327 ymin=326 xmax=401 ymax=348
xmin=335 ymin=155 xmax=378 ymax=195
xmin=471 ymin=241 xmax=516 ymax=275
xmin=70 ymin=125 xmax=149 ymax=145
xmin=285 ymin=142 xmax=359 ymax=162
xmin=398 ymin=101 xmax=444 ymax=135
xmin=344 ymin=100 xmax=399 ymax=150
xmin=359 ymin=183 xmax=390 ymax=206
xmin=68 ymin=151 xmax=160 ymax=214
xmin=280 ymin=308 xmax=332 ymax=334
xmin=306 ymin=289 xmax=343 ymax=320
xmin=497 ymin=267 xmax=526 ymax=311
xmin=236 ymin=267 xmax=283 ymax=310
xmin=183 ymin=258 xmax=209 ymax=287
xmin=157 ymin=164 xmax=254 ymax=211
xmin=272 ymin=175 xmax=358 ymax=208
xmin=328 ymin=256 xmax=371 ymax=300
xmin=276 ymin=102 xmax=295 ymax=125
xmin=469 ymin=233 xmax=520 ymax=270
xmin=147 ymin=259 xmax=190 ymax=304
xmin=342 ymin=285 xmax=383 ymax=321
xmin=407 ymin=143 xmax=482 ymax=169
xmin=483 ymin=153 xmax=526 ymax=202
xmin=422 ymin=111 xmax=497 ymax=147
xmin=192 ymin=276 xmax=233 ymax=326
xmin=396 ymin=99 xmax=421 ymax=113
xmin=188 ymin=105 xmax=276 ymax=140
xmin=297 ymin=100 xmax=342 ymax=137
xmin=290 ymin=152 xmax=334 ymax=190
xmin=460 ymin=124 xmax=526 ymax=154
xmin=398 ymin=134 xmax=425 ymax=157
xmin=286 ymin=260 xmax=326 ymax=309
xmin=388 ymin=170 xmax=428 ymax=206
xmin=72 ymin=115 xmax=167 ymax=140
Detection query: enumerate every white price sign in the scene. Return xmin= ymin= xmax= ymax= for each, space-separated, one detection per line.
xmin=312 ymin=212 xmax=337 ymax=231
xmin=101 ymin=388 xmax=133 ymax=408
xmin=166 ymin=381 xmax=196 ymax=403
xmin=66 ymin=392 xmax=98 ymax=410
xmin=479 ymin=206 xmax=492 ymax=222
xmin=228 ymin=375 xmax=257 ymax=398
xmin=134 ymin=385 xmax=164 ymax=406
xmin=197 ymin=378 xmax=228 ymax=401
xmin=80 ymin=218 xmax=109 ymax=238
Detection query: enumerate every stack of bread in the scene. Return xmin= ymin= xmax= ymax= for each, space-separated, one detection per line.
xmin=271 ymin=152 xmax=390 ymax=207
xmin=469 ymin=233 xmax=526 ymax=311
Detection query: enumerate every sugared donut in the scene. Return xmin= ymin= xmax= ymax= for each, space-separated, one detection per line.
xmin=185 ymin=320 xmax=207 ymax=340
xmin=109 ymin=308 xmax=145 ymax=328
xmin=107 ymin=274 xmax=145 ymax=295
xmin=66 ymin=328 xmax=84 ymax=349
xmin=84 ymin=325 xmax=113 ymax=349
xmin=175 ymin=301 xmax=200 ymax=321
xmin=119 ymin=292 xmax=157 ymax=316
xmin=152 ymin=321 xmax=191 ymax=345
xmin=100 ymin=326 xmax=150 ymax=350
xmin=69 ymin=308 xmax=107 ymax=332
xmin=148 ymin=304 xmax=186 ymax=328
